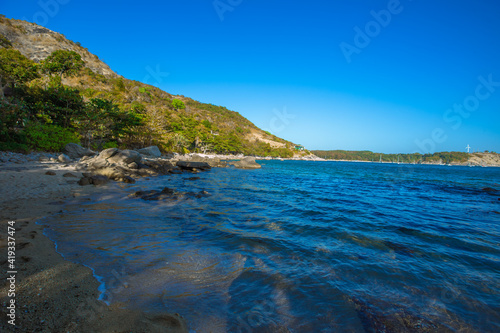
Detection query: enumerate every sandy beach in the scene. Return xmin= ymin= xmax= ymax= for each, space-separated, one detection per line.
xmin=0 ymin=152 xmax=188 ymax=332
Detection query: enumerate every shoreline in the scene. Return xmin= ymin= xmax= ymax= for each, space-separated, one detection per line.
xmin=0 ymin=152 xmax=188 ymax=332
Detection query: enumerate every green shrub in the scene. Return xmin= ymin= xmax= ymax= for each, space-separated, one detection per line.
xmin=172 ymin=99 xmax=186 ymax=110
xmin=24 ymin=122 xmax=80 ymax=151
xmin=102 ymin=141 xmax=118 ymax=149
xmin=0 ymin=142 xmax=28 ymax=152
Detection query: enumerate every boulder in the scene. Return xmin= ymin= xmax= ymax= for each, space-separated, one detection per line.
xmin=137 ymin=146 xmax=161 ymax=158
xmin=78 ymin=174 xmax=110 ymax=186
xmin=116 ymin=176 xmax=136 ymax=184
xmin=108 ymin=149 xmax=142 ymax=165
xmin=99 ymin=148 xmax=119 ymax=159
xmin=141 ymin=159 xmax=175 ymax=175
xmin=176 ymin=161 xmax=211 ymax=171
xmin=87 ymin=158 xmax=111 ymax=170
xmin=232 ymin=157 xmax=261 ymax=169
xmin=45 ymin=171 xmax=56 ymax=175
xmin=90 ymin=175 xmax=110 ymax=186
xmin=128 ymin=162 xmax=139 ymax=169
xmin=190 ymin=154 xmax=226 ymax=168
xmin=78 ymin=177 xmax=91 ymax=186
xmin=63 ymin=172 xmax=77 ymax=178
xmin=58 ymin=154 xmax=71 ymax=163
xmin=62 ymin=143 xmax=96 ymax=159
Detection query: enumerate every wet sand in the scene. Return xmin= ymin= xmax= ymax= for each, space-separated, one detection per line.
xmin=0 ymin=155 xmax=188 ymax=332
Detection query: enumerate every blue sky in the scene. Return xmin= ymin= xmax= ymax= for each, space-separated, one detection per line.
xmin=3 ymin=0 xmax=500 ymax=153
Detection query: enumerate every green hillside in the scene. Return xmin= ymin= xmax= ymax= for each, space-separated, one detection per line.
xmin=0 ymin=15 xmax=297 ymax=157
xmin=310 ymin=150 xmax=494 ymax=164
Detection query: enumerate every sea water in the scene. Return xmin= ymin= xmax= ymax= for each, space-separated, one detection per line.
xmin=42 ymin=161 xmax=500 ymax=332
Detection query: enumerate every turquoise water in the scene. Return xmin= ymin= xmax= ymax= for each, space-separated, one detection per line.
xmin=43 ymin=161 xmax=500 ymax=332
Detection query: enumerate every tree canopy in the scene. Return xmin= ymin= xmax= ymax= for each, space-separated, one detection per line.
xmin=41 ymin=50 xmax=85 ymax=78
xmin=0 ymin=48 xmax=39 ymax=98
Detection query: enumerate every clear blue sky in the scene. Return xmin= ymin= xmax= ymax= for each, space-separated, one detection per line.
xmin=3 ymin=0 xmax=500 ymax=153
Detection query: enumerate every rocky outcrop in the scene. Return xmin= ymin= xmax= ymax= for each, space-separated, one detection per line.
xmin=141 ymin=159 xmax=176 ymax=174
xmin=231 ymin=157 xmax=261 ymax=169
xmin=189 ymin=154 xmax=227 ymax=168
xmin=107 ymin=149 xmax=142 ymax=165
xmin=176 ymin=161 xmax=211 ymax=171
xmin=137 ymin=146 xmax=162 ymax=158
xmin=62 ymin=143 xmax=96 ymax=159
xmin=0 ymin=17 xmax=117 ymax=77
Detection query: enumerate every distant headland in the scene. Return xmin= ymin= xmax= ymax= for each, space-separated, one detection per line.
xmin=310 ymin=150 xmax=500 ymax=167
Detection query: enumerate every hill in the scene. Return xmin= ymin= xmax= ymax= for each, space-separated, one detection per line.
xmin=0 ymin=15 xmax=310 ymax=158
xmin=311 ymin=150 xmax=500 ymax=166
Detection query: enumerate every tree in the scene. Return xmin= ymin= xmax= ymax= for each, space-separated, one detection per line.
xmin=0 ymin=49 xmax=39 ymax=99
xmin=172 ymin=98 xmax=185 ymax=110
xmin=41 ymin=50 xmax=85 ymax=79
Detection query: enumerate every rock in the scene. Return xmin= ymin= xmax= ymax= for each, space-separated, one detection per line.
xmin=232 ymin=157 xmax=261 ymax=169
xmin=63 ymin=172 xmax=77 ymax=178
xmin=116 ymin=176 xmax=136 ymax=184
xmin=58 ymin=154 xmax=71 ymax=163
xmin=90 ymin=175 xmax=109 ymax=186
xmin=78 ymin=174 xmax=109 ymax=186
xmin=482 ymin=187 xmax=498 ymax=193
xmin=137 ymin=146 xmax=161 ymax=158
xmin=93 ymin=166 xmax=130 ymax=181
xmin=78 ymin=177 xmax=91 ymax=186
xmin=87 ymin=158 xmax=110 ymax=170
xmin=187 ymin=177 xmax=200 ymax=180
xmin=127 ymin=162 xmax=139 ymax=169
xmin=142 ymin=159 xmax=175 ymax=175
xmin=176 ymin=161 xmax=211 ymax=171
xmin=99 ymin=148 xmax=119 ymax=159
xmin=62 ymin=143 xmax=96 ymax=159
xmin=140 ymin=187 xmax=176 ymax=201
xmin=45 ymin=171 xmax=56 ymax=175
xmin=108 ymin=149 xmax=142 ymax=165
xmin=190 ymin=154 xmax=227 ymax=167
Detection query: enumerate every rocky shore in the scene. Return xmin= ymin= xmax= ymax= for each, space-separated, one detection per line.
xmin=0 ymin=145 xmax=267 ymax=332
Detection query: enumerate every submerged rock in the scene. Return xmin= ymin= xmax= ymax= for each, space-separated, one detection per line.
xmin=131 ymin=187 xmax=209 ymax=201
xmin=350 ymin=297 xmax=451 ymax=333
